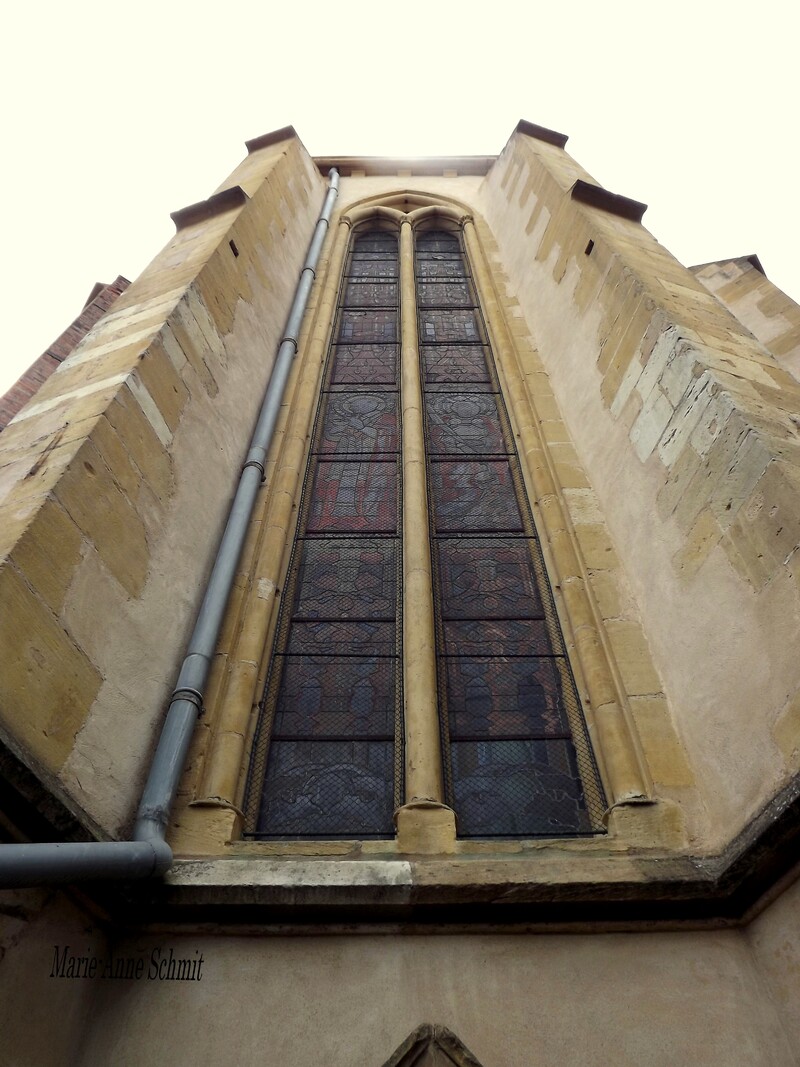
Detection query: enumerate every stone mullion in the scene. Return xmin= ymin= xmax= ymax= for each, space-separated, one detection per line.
xmin=395 ymin=219 xmax=457 ymax=851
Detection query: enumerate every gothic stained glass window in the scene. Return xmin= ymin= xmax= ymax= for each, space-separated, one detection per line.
xmin=415 ymin=229 xmax=605 ymax=837
xmin=244 ymin=221 xmax=605 ymax=843
xmin=244 ymin=231 xmax=403 ymax=838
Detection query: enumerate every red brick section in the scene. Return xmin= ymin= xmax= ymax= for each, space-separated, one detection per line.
xmin=0 ymin=275 xmax=130 ymax=432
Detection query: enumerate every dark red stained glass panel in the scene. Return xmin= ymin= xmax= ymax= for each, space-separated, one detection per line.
xmin=273 ymin=656 xmax=396 ymax=737
xmin=422 ymin=345 xmax=490 ymax=385
xmin=330 ymin=344 xmax=397 ymax=386
xmin=443 ymin=619 xmax=552 ymax=657
xmin=293 ymin=539 xmax=397 ymax=621
xmin=306 ymin=459 xmax=398 ymax=534
xmin=429 ymin=460 xmax=523 ymax=532
xmin=445 ymin=657 xmax=569 ymax=738
xmin=436 ymin=538 xmax=544 ymax=619
xmin=426 ymin=393 xmax=506 ymax=456
xmin=317 ymin=392 xmax=399 ymax=456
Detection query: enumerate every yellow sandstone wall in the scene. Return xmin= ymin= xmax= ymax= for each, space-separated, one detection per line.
xmin=693 ymin=257 xmax=800 ymax=382
xmin=0 ymin=130 xmax=324 ymax=835
xmin=480 ymin=129 xmax=800 ymax=849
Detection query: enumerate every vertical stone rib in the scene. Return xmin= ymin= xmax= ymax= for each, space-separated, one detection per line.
xmin=398 ymin=219 xmax=446 ymax=806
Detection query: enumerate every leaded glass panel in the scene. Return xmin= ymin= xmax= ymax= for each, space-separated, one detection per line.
xmin=419 ymin=308 xmax=482 ymax=344
xmin=272 ymin=656 xmax=396 ymax=737
xmin=429 ymin=459 xmax=523 ymax=533
xmin=330 ymin=344 xmax=397 ymax=386
xmin=306 ymin=459 xmax=398 ymax=534
xmin=317 ymin=392 xmax=399 ymax=456
xmin=257 ymin=741 xmax=395 ymax=838
xmin=339 ymin=308 xmax=398 ymax=344
xmin=293 ymin=539 xmax=397 ymax=621
xmin=245 ymin=230 xmax=402 ymax=838
xmin=436 ymin=538 xmax=544 ymax=619
xmin=342 ymin=280 xmax=399 ymax=307
xmin=450 ymin=740 xmax=593 ymax=836
xmin=416 ymin=229 xmax=605 ymax=838
xmin=422 ymin=345 xmax=491 ymax=385
xmin=426 ymin=393 xmax=507 ymax=456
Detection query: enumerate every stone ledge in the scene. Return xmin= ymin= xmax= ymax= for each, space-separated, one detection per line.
xmin=170 ymin=186 xmax=249 ymax=231
xmin=86 ymin=771 xmax=800 ymax=930
xmin=571 ymin=179 xmax=647 ymax=222
xmin=244 ymin=125 xmax=297 ymax=154
xmin=515 ymin=118 xmax=569 ymax=149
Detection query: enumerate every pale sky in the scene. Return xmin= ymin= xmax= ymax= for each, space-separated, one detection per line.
xmin=1 ymin=0 xmax=798 ymax=395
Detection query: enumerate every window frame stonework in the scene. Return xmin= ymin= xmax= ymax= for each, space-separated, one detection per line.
xmin=188 ymin=194 xmax=654 ymax=854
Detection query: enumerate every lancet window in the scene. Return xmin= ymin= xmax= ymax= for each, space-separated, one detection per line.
xmin=245 ymin=231 xmax=403 ymax=838
xmin=244 ymin=220 xmax=605 ymax=840
xmin=416 ymin=230 xmax=604 ymax=836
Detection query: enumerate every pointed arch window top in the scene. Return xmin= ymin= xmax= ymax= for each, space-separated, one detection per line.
xmin=381 ymin=1024 xmax=487 ymax=1067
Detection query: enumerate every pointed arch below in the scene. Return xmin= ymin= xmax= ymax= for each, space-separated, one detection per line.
xmin=381 ymin=1024 xmax=486 ymax=1067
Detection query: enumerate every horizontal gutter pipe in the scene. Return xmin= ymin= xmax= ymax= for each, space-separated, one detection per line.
xmin=0 ymin=168 xmax=340 ymax=889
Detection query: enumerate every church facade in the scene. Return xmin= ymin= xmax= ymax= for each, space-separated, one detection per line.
xmin=1 ymin=121 xmax=800 ymax=1065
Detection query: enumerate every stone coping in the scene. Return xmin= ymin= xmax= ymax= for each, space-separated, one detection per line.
xmin=514 ymin=118 xmax=569 ymax=148
xmin=244 ymin=125 xmax=297 ymax=153
xmin=170 ymin=186 xmax=249 ymax=231
xmin=570 ymin=178 xmax=647 ymax=221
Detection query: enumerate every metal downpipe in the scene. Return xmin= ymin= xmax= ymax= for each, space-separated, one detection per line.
xmin=0 ymin=168 xmax=340 ymax=888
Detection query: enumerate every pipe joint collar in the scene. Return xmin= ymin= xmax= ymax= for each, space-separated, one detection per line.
xmin=242 ymin=458 xmax=266 ymax=479
xmin=170 ymin=687 xmax=204 ymax=714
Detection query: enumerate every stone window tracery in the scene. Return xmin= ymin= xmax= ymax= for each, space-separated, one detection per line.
xmin=243 ymin=216 xmax=607 ymax=841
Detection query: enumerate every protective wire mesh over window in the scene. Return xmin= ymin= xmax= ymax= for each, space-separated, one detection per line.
xmin=416 ymin=229 xmax=605 ymax=837
xmin=244 ymin=231 xmax=403 ymax=838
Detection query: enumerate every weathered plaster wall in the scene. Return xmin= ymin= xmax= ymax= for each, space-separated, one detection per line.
xmin=480 ymin=131 xmax=800 ymax=848
xmin=747 ymin=870 xmax=800 ymax=1056
xmin=0 ymin=890 xmax=106 ymax=1066
xmin=0 ymin=133 xmax=324 ymax=835
xmin=75 ymin=928 xmax=794 ymax=1066
xmin=693 ymin=258 xmax=800 ymax=382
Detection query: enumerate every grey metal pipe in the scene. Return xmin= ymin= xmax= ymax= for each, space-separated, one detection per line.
xmin=0 ymin=168 xmax=340 ymax=887
xmin=133 ymin=166 xmax=340 ymax=843
xmin=0 ymin=840 xmax=173 ymax=888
